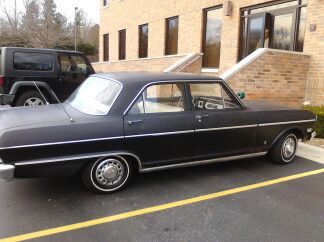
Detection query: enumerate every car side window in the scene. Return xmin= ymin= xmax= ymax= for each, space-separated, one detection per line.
xmin=128 ymin=83 xmax=185 ymax=114
xmin=59 ymin=54 xmax=88 ymax=73
xmin=189 ymin=83 xmax=240 ymax=111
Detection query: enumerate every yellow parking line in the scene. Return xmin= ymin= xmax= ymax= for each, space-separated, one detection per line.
xmin=1 ymin=168 xmax=324 ymax=242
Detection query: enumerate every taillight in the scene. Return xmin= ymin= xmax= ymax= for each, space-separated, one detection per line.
xmin=0 ymin=76 xmax=4 ymax=87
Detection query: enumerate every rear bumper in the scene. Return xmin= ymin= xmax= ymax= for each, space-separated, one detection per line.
xmin=0 ymin=162 xmax=15 ymax=181
xmin=0 ymin=94 xmax=14 ymax=105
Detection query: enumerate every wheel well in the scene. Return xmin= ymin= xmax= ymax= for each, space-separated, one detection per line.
xmin=13 ymin=86 xmax=52 ymax=105
xmin=289 ymin=128 xmax=304 ymax=140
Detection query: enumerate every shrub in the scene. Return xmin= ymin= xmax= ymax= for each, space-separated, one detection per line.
xmin=303 ymin=106 xmax=324 ymax=138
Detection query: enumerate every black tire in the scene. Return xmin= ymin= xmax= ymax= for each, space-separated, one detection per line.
xmin=82 ymin=156 xmax=133 ymax=194
xmin=270 ymin=133 xmax=298 ymax=164
xmin=14 ymin=90 xmax=47 ymax=107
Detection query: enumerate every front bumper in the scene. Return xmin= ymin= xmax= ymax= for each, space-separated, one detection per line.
xmin=0 ymin=94 xmax=14 ymax=105
xmin=0 ymin=162 xmax=15 ymax=181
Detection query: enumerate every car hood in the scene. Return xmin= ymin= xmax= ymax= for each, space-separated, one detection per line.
xmin=0 ymin=104 xmax=70 ymax=130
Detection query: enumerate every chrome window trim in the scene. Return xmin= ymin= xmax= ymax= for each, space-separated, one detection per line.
xmin=0 ymin=136 xmax=124 ymax=150
xmin=140 ymin=152 xmax=267 ymax=173
xmin=123 ymin=79 xmax=228 ymax=115
xmin=67 ymin=75 xmax=123 ymax=116
xmin=259 ymin=119 xmax=316 ymax=127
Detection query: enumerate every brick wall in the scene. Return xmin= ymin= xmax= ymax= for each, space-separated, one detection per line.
xmin=92 ymin=55 xmax=187 ymax=72
xmin=303 ymin=0 xmax=324 ymax=106
xmin=226 ymin=50 xmax=311 ymax=108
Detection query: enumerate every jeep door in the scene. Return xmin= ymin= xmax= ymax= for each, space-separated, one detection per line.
xmin=56 ymin=53 xmax=90 ymax=100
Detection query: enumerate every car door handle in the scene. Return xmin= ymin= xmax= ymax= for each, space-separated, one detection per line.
xmin=127 ymin=120 xmax=143 ymax=125
xmin=195 ymin=115 xmax=209 ymax=120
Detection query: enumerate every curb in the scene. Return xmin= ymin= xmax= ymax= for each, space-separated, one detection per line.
xmin=297 ymin=142 xmax=324 ymax=164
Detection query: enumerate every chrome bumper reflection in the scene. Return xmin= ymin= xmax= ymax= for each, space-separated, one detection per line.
xmin=0 ymin=163 xmax=15 ymax=181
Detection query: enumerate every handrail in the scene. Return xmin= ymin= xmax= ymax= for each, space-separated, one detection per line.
xmin=164 ymin=53 xmax=203 ymax=72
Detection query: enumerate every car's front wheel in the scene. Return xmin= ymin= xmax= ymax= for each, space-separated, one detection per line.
xmin=82 ymin=156 xmax=133 ymax=193
xmin=270 ymin=133 xmax=298 ymax=164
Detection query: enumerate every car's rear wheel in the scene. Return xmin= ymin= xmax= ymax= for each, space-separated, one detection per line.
xmin=270 ymin=133 xmax=298 ymax=164
xmin=82 ymin=156 xmax=133 ymax=193
xmin=15 ymin=90 xmax=47 ymax=106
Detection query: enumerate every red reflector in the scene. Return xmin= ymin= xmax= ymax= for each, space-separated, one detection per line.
xmin=0 ymin=76 xmax=3 ymax=86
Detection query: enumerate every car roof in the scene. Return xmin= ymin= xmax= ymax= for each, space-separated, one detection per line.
xmin=1 ymin=47 xmax=84 ymax=55
xmin=94 ymin=72 xmax=223 ymax=86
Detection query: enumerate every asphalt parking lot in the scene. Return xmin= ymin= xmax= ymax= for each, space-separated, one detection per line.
xmin=0 ymin=156 xmax=324 ymax=242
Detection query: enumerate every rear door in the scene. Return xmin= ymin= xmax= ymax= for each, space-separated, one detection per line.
xmin=124 ymin=82 xmax=195 ymax=167
xmin=189 ymin=82 xmax=258 ymax=159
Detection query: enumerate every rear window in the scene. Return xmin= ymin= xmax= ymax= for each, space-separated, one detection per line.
xmin=13 ymin=52 xmax=53 ymax=71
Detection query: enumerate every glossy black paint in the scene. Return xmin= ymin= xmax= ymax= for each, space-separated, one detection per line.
xmin=0 ymin=72 xmax=316 ymax=178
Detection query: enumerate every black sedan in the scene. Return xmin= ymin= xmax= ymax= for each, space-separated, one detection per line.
xmin=0 ymin=72 xmax=316 ymax=193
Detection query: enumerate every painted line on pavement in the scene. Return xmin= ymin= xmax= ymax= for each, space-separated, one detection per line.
xmin=1 ymin=168 xmax=324 ymax=242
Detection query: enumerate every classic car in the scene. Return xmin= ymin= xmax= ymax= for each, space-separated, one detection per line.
xmin=0 ymin=72 xmax=317 ymax=193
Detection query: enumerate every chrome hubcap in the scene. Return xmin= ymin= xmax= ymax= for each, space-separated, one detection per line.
xmin=24 ymin=98 xmax=44 ymax=106
xmin=282 ymin=137 xmax=296 ymax=158
xmin=95 ymin=159 xmax=124 ymax=186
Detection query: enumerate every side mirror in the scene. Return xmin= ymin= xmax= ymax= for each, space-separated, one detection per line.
xmin=237 ymin=91 xmax=245 ymax=100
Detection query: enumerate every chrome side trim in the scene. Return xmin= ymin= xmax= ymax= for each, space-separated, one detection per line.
xmin=125 ymin=130 xmax=194 ymax=138
xmin=140 ymin=152 xmax=267 ymax=173
xmin=196 ymin=124 xmax=257 ymax=132
xmin=15 ymin=152 xmax=143 ymax=170
xmin=259 ymin=119 xmax=316 ymax=127
xmin=0 ymin=136 xmax=124 ymax=150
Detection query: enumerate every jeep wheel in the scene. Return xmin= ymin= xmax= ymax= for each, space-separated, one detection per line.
xmin=15 ymin=90 xmax=47 ymax=107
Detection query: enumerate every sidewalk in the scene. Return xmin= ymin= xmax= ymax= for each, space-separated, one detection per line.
xmin=297 ymin=142 xmax=324 ymax=164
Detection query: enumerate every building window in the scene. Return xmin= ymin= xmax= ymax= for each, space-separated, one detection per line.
xmin=165 ymin=16 xmax=179 ymax=55
xmin=139 ymin=24 xmax=148 ymax=58
xmin=202 ymin=6 xmax=222 ymax=69
xmin=119 ymin=29 xmax=126 ymax=60
xmin=103 ymin=34 xmax=109 ymax=61
xmin=103 ymin=0 xmax=108 ymax=7
xmin=239 ymin=0 xmax=307 ymax=60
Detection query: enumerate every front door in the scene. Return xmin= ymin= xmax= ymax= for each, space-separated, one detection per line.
xmin=188 ymin=82 xmax=257 ymax=159
xmin=124 ymin=82 xmax=194 ymax=167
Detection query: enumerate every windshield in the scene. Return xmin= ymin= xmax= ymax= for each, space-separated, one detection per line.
xmin=67 ymin=76 xmax=122 ymax=115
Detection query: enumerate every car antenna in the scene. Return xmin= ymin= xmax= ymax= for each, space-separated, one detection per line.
xmin=33 ymin=81 xmax=74 ymax=123
xmin=33 ymin=81 xmax=49 ymax=105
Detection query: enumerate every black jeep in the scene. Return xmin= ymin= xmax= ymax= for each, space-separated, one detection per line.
xmin=0 ymin=47 xmax=95 ymax=106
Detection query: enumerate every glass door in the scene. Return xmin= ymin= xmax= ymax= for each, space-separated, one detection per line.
xmin=246 ymin=13 xmax=266 ymax=55
xmin=269 ymin=10 xmax=295 ymax=50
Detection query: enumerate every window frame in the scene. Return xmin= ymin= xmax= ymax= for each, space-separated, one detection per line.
xmin=238 ymin=0 xmax=307 ymax=61
xmin=187 ymin=81 xmax=244 ymax=112
xmin=118 ymin=29 xmax=126 ymax=60
xmin=103 ymin=33 xmax=109 ymax=62
xmin=126 ymin=81 xmax=189 ymax=115
xmin=165 ymin=16 xmax=179 ymax=56
xmin=138 ymin=23 xmax=149 ymax=59
xmin=201 ymin=5 xmax=223 ymax=69
xmin=13 ymin=51 xmax=54 ymax=72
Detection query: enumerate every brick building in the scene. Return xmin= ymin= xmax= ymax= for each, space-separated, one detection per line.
xmin=94 ymin=0 xmax=324 ymax=107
